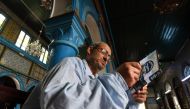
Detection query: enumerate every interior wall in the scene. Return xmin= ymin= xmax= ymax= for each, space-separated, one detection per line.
xmin=152 ymin=38 xmax=190 ymax=108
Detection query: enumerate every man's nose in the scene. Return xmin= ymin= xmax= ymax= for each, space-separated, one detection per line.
xmin=103 ymin=56 xmax=109 ymax=62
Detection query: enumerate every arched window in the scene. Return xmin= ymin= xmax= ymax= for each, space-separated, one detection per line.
xmin=15 ymin=30 xmax=31 ymax=51
xmin=39 ymin=47 xmax=49 ymax=64
xmin=165 ymin=82 xmax=172 ymax=94
xmin=0 ymin=13 xmax=7 ymax=31
xmin=181 ymin=65 xmax=190 ymax=82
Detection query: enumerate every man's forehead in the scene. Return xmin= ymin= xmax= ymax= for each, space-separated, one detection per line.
xmin=99 ymin=43 xmax=109 ymax=48
xmin=99 ymin=44 xmax=111 ymax=53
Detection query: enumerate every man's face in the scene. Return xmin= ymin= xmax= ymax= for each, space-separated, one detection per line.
xmin=87 ymin=43 xmax=112 ymax=71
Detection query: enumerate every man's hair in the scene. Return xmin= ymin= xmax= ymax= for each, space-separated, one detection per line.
xmin=90 ymin=42 xmax=109 ymax=49
xmin=78 ymin=42 xmax=110 ymax=59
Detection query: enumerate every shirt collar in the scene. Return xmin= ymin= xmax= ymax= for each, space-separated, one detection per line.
xmin=82 ymin=59 xmax=96 ymax=79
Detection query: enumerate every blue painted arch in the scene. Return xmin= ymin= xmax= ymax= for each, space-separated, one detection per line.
xmin=0 ymin=71 xmax=25 ymax=91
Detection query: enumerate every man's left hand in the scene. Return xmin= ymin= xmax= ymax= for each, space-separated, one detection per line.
xmin=132 ymin=85 xmax=148 ymax=103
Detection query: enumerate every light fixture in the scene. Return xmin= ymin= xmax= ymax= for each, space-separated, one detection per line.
xmin=40 ymin=0 xmax=53 ymax=10
xmin=25 ymin=27 xmax=43 ymax=58
xmin=156 ymin=96 xmax=160 ymax=100
xmin=156 ymin=93 xmax=161 ymax=100
xmin=165 ymin=89 xmax=171 ymax=94
xmin=165 ymin=82 xmax=172 ymax=94
xmin=153 ymin=0 xmax=185 ymax=14
xmin=181 ymin=75 xmax=190 ymax=82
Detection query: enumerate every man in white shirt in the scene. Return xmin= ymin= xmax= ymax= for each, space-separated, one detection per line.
xmin=22 ymin=42 xmax=147 ymax=109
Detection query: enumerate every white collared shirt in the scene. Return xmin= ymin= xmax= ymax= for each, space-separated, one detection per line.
xmin=23 ymin=57 xmax=139 ymax=109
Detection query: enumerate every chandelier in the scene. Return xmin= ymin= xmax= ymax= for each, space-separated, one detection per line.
xmin=25 ymin=27 xmax=43 ymax=58
xmin=40 ymin=0 xmax=53 ymax=10
xmin=26 ymin=40 xmax=42 ymax=57
xmin=153 ymin=0 xmax=185 ymax=14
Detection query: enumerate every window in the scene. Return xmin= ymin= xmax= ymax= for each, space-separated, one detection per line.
xmin=184 ymin=66 xmax=190 ymax=77
xmin=0 ymin=13 xmax=7 ymax=31
xmin=15 ymin=30 xmax=30 ymax=51
xmin=39 ymin=47 xmax=49 ymax=64
xmin=181 ymin=65 xmax=190 ymax=82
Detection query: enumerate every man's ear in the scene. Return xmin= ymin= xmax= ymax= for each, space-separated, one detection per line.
xmin=87 ymin=46 xmax=93 ymax=55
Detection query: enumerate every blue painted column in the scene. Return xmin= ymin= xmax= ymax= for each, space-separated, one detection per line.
xmin=45 ymin=12 xmax=87 ymax=69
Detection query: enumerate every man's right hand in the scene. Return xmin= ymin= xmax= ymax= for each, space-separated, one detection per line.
xmin=117 ymin=62 xmax=141 ymax=88
xmin=117 ymin=62 xmax=148 ymax=103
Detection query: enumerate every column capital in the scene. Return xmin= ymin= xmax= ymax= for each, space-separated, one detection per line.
xmin=45 ymin=11 xmax=87 ymax=47
xmin=44 ymin=11 xmax=88 ymax=68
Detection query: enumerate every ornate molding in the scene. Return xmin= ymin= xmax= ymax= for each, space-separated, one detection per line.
xmin=45 ymin=11 xmax=87 ymax=47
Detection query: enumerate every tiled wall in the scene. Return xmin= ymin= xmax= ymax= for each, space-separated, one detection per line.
xmin=0 ymin=65 xmax=4 ymax=73
xmin=0 ymin=48 xmax=32 ymax=75
xmin=1 ymin=20 xmax=20 ymax=43
xmin=0 ymin=44 xmax=5 ymax=55
xmin=30 ymin=63 xmax=46 ymax=80
xmin=0 ymin=45 xmax=47 ymax=92
xmin=0 ymin=6 xmax=47 ymax=82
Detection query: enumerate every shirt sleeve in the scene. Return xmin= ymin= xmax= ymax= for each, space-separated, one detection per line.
xmin=40 ymin=58 xmax=137 ymax=109
xmin=109 ymin=72 xmax=140 ymax=109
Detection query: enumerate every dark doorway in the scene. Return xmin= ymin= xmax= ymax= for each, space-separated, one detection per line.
xmin=0 ymin=76 xmax=17 ymax=109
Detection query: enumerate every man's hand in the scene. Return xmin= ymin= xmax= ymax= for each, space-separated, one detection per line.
xmin=117 ymin=62 xmax=141 ymax=88
xmin=116 ymin=62 xmax=148 ymax=103
xmin=133 ymin=85 xmax=148 ymax=103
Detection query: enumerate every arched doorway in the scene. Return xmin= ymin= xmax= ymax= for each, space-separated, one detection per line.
xmin=50 ymin=0 xmax=72 ymax=17
xmin=85 ymin=14 xmax=101 ymax=43
xmin=173 ymin=77 xmax=190 ymax=109
xmin=0 ymin=76 xmax=17 ymax=109
xmin=0 ymin=76 xmax=28 ymax=109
